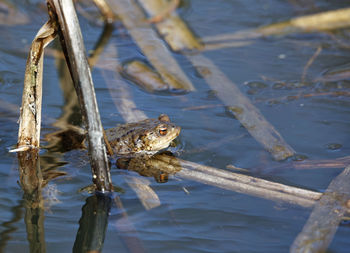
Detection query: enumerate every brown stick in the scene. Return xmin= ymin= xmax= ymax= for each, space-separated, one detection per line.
xmin=14 ymin=21 xmax=56 ymax=151
xmin=290 ymin=166 xmax=350 ymax=252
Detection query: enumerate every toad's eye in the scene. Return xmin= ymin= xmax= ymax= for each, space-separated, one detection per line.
xmin=159 ymin=127 xmax=168 ymax=136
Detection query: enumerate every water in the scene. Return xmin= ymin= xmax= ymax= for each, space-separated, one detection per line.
xmin=0 ymin=0 xmax=349 ymax=252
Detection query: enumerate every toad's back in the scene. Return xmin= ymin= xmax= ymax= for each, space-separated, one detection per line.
xmin=105 ymin=114 xmax=181 ymax=156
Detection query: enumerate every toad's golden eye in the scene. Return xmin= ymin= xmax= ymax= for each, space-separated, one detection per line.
xmin=159 ymin=127 xmax=168 ymax=136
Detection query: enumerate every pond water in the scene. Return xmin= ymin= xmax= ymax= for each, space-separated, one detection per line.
xmin=0 ymin=0 xmax=350 ymax=252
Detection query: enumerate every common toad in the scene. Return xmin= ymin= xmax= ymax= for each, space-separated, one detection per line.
xmin=105 ymin=114 xmax=181 ymax=156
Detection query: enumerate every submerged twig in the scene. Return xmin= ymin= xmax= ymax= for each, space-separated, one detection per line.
xmin=269 ymin=156 xmax=350 ymax=171
xmin=201 ymin=8 xmax=350 ymax=50
xmin=260 ymin=7 xmax=350 ymax=35
xmin=137 ymin=0 xmax=295 ymax=161
xmin=121 ymin=60 xmax=169 ymax=92
xmin=138 ymin=0 xmax=203 ymax=51
xmin=146 ymin=0 xmax=179 ymax=23
xmin=189 ymin=54 xmax=296 ymax=160
xmin=301 ymin=46 xmax=322 ymax=83
xmin=291 ymin=165 xmax=350 ymax=252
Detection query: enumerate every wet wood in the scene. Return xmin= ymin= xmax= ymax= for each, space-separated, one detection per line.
xmin=121 ymin=60 xmax=169 ymax=92
xmin=290 ymin=165 xmax=350 ymax=252
xmin=138 ymin=0 xmax=295 ymax=161
xmin=168 ymin=156 xmax=320 ymax=207
xmin=259 ymin=7 xmax=350 ymax=35
xmin=315 ymin=64 xmax=350 ymax=82
xmin=47 ymin=0 xmax=112 ymax=192
xmin=15 ymin=21 xmax=56 ymax=152
xmin=269 ymin=156 xmax=350 ymax=171
xmin=202 ymin=8 xmax=350 ymax=47
xmin=124 ymin=176 xmax=161 ymax=210
xmin=146 ymin=0 xmax=179 ymax=23
xmin=98 ymin=43 xmax=148 ymax=122
xmin=188 ymin=54 xmax=295 ymax=160
xmin=138 ymin=0 xmax=203 ymax=51
xmin=117 ymin=153 xmax=323 ymax=208
xmin=104 ymin=0 xmax=195 ymax=91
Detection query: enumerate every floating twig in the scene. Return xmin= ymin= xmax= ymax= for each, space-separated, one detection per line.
xmin=189 ymin=54 xmax=295 ymax=160
xmin=290 ymin=165 xmax=350 ymax=252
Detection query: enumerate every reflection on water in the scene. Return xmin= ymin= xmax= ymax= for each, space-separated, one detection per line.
xmin=116 ymin=152 xmax=182 ymax=183
xmin=0 ymin=0 xmax=349 ymax=252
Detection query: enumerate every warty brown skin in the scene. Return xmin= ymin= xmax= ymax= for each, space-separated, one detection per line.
xmin=104 ymin=114 xmax=181 ymax=156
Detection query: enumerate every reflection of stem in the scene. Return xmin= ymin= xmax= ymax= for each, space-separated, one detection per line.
xmin=0 ymin=203 xmax=23 ymax=252
xmin=92 ymin=0 xmax=116 ymax=23
xmin=73 ymin=194 xmax=111 ymax=253
xmin=88 ymin=23 xmax=114 ymax=69
xmin=24 ymin=199 xmax=46 ymax=253
xmin=18 ymin=150 xmax=46 ymax=253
